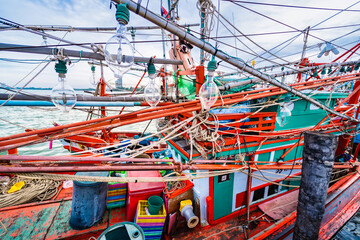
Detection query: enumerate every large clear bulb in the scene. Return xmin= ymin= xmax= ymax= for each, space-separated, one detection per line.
xmin=276 ymin=103 xmax=292 ymax=127
xmin=51 ymin=74 xmax=77 ymax=112
xmin=144 ymin=74 xmax=161 ymax=108
xmin=199 ymin=72 xmax=219 ymax=110
xmin=89 ymin=68 xmax=97 ymax=86
xmin=104 ymin=24 xmax=134 ymax=78
xmin=41 ymin=36 xmax=48 ymax=46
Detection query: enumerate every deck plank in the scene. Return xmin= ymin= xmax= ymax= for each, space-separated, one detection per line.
xmin=0 ymin=202 xmax=60 ymax=240
xmin=45 ymin=200 xmax=109 ymax=240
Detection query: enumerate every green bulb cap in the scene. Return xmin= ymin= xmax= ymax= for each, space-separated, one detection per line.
xmin=207 ymin=58 xmax=217 ymax=71
xmin=284 ymin=93 xmax=291 ymax=103
xmin=321 ymin=68 xmax=326 ymax=75
xmin=354 ymin=63 xmax=360 ymax=71
xmin=116 ymin=3 xmax=129 ymax=25
xmin=91 ymin=65 xmax=95 ymax=72
xmin=340 ymin=66 xmax=345 ymax=73
xmin=55 ymin=60 xmax=67 ymax=74
xmin=148 ymin=63 xmax=156 ymax=75
xmin=313 ymin=69 xmax=318 ymax=77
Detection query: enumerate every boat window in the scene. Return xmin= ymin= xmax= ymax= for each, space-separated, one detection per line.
xmin=268 ymin=184 xmax=280 ymax=196
xmin=252 ymin=188 xmax=265 ymax=202
xmin=218 ymin=174 xmax=231 ymax=183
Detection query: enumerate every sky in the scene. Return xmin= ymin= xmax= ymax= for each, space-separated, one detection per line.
xmin=1 ymin=0 xmax=360 ymax=89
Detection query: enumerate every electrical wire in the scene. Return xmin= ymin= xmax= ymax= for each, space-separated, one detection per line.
xmin=224 ymin=1 xmax=360 ymax=12
xmin=227 ymin=0 xmax=360 ymax=60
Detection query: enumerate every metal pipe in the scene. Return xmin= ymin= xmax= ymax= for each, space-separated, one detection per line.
xmin=0 ymin=23 xmax=199 ymax=32
xmin=0 ymin=100 xmax=143 ymax=107
xmin=116 ymin=0 xmax=359 ymax=122
xmin=0 ymin=162 xmax=354 ymax=173
xmin=0 ymin=43 xmax=183 ymax=65
xmin=0 ymin=165 xmax=176 ymax=172
xmin=0 ymin=155 xmax=175 ymax=163
xmin=0 ymin=93 xmax=173 ymax=102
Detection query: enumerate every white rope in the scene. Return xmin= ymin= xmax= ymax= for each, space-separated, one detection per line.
xmin=14 ymin=168 xmax=246 ymax=183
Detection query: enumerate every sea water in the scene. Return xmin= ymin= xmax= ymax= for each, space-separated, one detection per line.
xmin=0 ymin=89 xmax=156 ymax=156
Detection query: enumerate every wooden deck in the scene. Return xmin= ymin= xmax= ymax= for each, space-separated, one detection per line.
xmin=1 ymin=172 xmax=359 ymax=240
xmin=0 ymin=188 xmax=127 ymax=240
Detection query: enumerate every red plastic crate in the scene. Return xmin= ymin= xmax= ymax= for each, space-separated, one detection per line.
xmin=126 ymin=171 xmax=165 ymax=221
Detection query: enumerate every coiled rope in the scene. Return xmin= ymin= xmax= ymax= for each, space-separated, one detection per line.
xmin=0 ymin=176 xmax=61 ymax=208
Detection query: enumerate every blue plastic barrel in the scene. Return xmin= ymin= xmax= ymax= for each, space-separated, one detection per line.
xmin=69 ymin=171 xmax=109 ymax=230
xmin=97 ymin=222 xmax=145 ymax=240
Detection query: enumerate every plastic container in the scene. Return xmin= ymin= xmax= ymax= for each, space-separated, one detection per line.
xmin=97 ymin=222 xmax=145 ymax=240
xmin=107 ymin=171 xmax=127 ymax=209
xmin=69 ymin=171 xmax=109 ymax=230
xmin=126 ymin=171 xmax=164 ymax=221
xmin=135 ymin=200 xmax=166 ymax=240
xmin=148 ymin=196 xmax=164 ymax=215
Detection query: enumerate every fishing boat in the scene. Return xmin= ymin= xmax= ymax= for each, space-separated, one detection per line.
xmin=1 ymin=1 xmax=360 ymax=239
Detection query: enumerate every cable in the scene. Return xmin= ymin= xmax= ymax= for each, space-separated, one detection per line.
xmin=227 ymin=0 xmax=360 ymax=60
xmin=224 ymin=1 xmax=360 ymax=12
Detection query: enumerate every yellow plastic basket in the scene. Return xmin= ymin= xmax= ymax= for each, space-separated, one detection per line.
xmin=135 ymin=200 xmax=166 ymax=224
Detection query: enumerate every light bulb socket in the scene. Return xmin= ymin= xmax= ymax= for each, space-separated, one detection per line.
xmin=312 ymin=69 xmax=318 ymax=77
xmin=207 ymin=58 xmax=217 ymax=72
xmin=328 ymin=67 xmax=332 ymax=74
xmin=116 ymin=3 xmax=130 ymax=25
xmin=91 ymin=65 xmax=96 ymax=72
xmin=284 ymin=93 xmax=291 ymax=103
xmin=55 ymin=60 xmax=67 ymax=74
xmin=148 ymin=63 xmax=156 ymax=76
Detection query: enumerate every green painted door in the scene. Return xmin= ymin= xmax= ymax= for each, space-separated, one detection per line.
xmin=213 ymin=173 xmax=234 ymax=220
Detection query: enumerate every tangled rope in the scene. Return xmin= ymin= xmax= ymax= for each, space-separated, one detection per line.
xmin=196 ymin=0 xmax=216 ymax=61
xmin=0 ymin=176 xmax=62 ymax=208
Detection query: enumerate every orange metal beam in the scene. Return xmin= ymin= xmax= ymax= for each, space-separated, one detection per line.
xmin=0 ymin=74 xmax=358 ymax=151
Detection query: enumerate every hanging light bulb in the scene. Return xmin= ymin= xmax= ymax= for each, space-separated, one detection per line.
xmin=41 ymin=30 xmax=48 ymax=46
xmin=144 ymin=62 xmax=161 ymax=107
xmin=281 ymin=75 xmax=285 ymax=84
xmin=276 ymin=94 xmax=292 ymax=127
xmin=199 ymin=57 xmax=219 ymax=110
xmin=41 ymin=36 xmax=48 ymax=46
xmin=89 ymin=64 xmax=97 ymax=86
xmin=104 ymin=3 xmax=134 ymax=79
xmin=276 ymin=104 xmax=292 ymax=127
xmin=50 ymin=60 xmax=77 ymax=112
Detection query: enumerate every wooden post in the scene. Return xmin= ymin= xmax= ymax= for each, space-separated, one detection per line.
xmin=293 ymin=131 xmax=338 ymax=240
